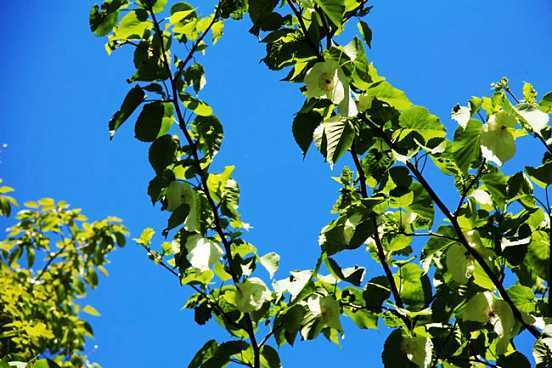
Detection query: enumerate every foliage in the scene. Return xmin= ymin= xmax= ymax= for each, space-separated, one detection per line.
xmin=0 ymin=194 xmax=127 ymax=368
xmin=90 ymin=0 xmax=552 ymax=367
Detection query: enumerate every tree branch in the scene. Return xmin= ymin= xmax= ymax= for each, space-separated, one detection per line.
xmin=285 ymin=0 xmax=323 ymax=61
xmin=362 ymin=115 xmax=541 ymax=338
xmin=351 ymin=145 xmax=408 ymax=320
xmin=455 ymin=158 xmax=486 ymax=215
xmin=34 ymin=246 xmax=65 ymax=282
xmin=148 ymin=6 xmax=261 ymax=366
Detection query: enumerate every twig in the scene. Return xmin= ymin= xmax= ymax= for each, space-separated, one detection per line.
xmin=350 ymin=145 xmax=408 ymax=324
xmin=455 ymin=158 xmax=486 ymax=215
xmin=285 ymin=0 xmax=323 ymax=61
xmin=34 ymin=246 xmax=65 ymax=282
xmin=147 ymin=5 xmax=261 ymax=366
xmin=397 ymin=230 xmax=459 ymax=243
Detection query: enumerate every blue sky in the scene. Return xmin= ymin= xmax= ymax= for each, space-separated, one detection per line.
xmin=2 ymin=1 xmax=552 ymax=366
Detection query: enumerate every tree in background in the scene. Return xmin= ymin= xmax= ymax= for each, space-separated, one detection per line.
xmin=0 ymin=185 xmax=127 ymax=367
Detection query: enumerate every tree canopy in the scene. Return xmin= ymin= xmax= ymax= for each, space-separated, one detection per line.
xmin=3 ymin=0 xmax=552 ymax=367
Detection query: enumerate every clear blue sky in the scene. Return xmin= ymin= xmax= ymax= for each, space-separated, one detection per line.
xmin=2 ymin=1 xmax=552 ymax=366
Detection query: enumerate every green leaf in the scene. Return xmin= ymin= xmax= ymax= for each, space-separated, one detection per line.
xmin=188 ymin=340 xmax=219 ymax=368
xmin=357 ymin=20 xmax=372 ymax=48
xmin=274 ymin=304 xmax=307 ymax=346
xmin=508 ymin=284 xmax=535 ymax=313
xmin=445 ymin=243 xmax=469 ymax=284
xmin=206 ymin=341 xmax=249 ymax=367
xmin=193 ymin=115 xmax=223 ymax=163
xmin=137 ymin=0 xmax=167 ymax=13
xmin=262 ymin=29 xmax=316 ymax=70
xmin=394 ymin=263 xmax=430 ymax=307
xmin=166 ymin=204 xmax=190 ymax=231
xmin=359 ymin=81 xmax=412 ymax=112
xmin=461 ymin=292 xmax=491 ymax=323
xmin=292 ymin=111 xmax=323 ymax=156
xmin=82 ymin=305 xmax=101 ymax=317
xmin=207 ymin=166 xmax=235 ymax=203
xmin=259 ymin=252 xmax=280 ymax=279
xmin=109 ymin=85 xmax=145 ymax=139
xmin=261 ymin=345 xmax=282 ymax=368
xmin=382 ymin=330 xmax=416 ymax=368
xmin=363 ymin=276 xmax=390 ymax=311
xmin=313 ymin=117 xmax=354 ymax=166
xmin=114 ymin=9 xmax=152 ymax=40
xmin=185 ymin=63 xmax=207 ymax=93
xmin=540 ymin=92 xmax=552 ymax=113
xmin=395 ymin=106 xmax=445 ymax=143
xmin=135 ymin=102 xmax=174 ymax=142
xmin=451 ymin=119 xmax=482 ymax=172
xmin=134 ymin=227 xmax=155 ymax=246
xmin=165 ymin=181 xmax=201 ymax=232
xmin=526 ymin=230 xmax=549 ymax=280
xmin=319 ymin=207 xmax=375 ymax=255
xmin=89 ymin=0 xmax=127 ymax=36
xmin=181 ymin=94 xmax=213 ymax=117
xmin=148 ymin=135 xmax=178 ymax=173
xmin=345 ymin=308 xmax=377 ymax=329
xmin=326 ymin=257 xmax=365 ymax=286
xmin=497 ymin=352 xmax=531 ymax=368
xmin=313 ymin=0 xmax=345 ymax=27
xmin=526 ymin=162 xmax=552 ymax=188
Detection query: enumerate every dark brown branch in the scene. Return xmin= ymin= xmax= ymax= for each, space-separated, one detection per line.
xmin=285 ymin=0 xmax=323 ymax=61
xmin=455 ymin=158 xmax=486 ymax=215
xmin=351 ymin=145 xmax=407 ymax=317
xmin=148 ymin=6 xmax=261 ymax=367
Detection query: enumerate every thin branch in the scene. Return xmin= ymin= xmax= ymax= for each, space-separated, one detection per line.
xmin=285 ymin=0 xmax=322 ymax=61
xmin=503 ymin=86 xmax=552 ymax=155
xmin=147 ymin=6 xmax=261 ymax=366
xmin=34 ymin=246 xmax=65 ymax=282
xmin=351 ymin=145 xmax=407 ymax=319
xmin=314 ymin=6 xmax=332 ymax=50
xmin=455 ymin=158 xmax=486 ymax=215
xmin=397 ymin=230 xmax=459 ymax=243
xmin=173 ymin=4 xmax=222 ymax=83
xmin=141 ymin=244 xmax=242 ymax=330
xmin=503 ymin=86 xmax=520 ymax=104
xmin=362 ymin=115 xmax=541 ymax=338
